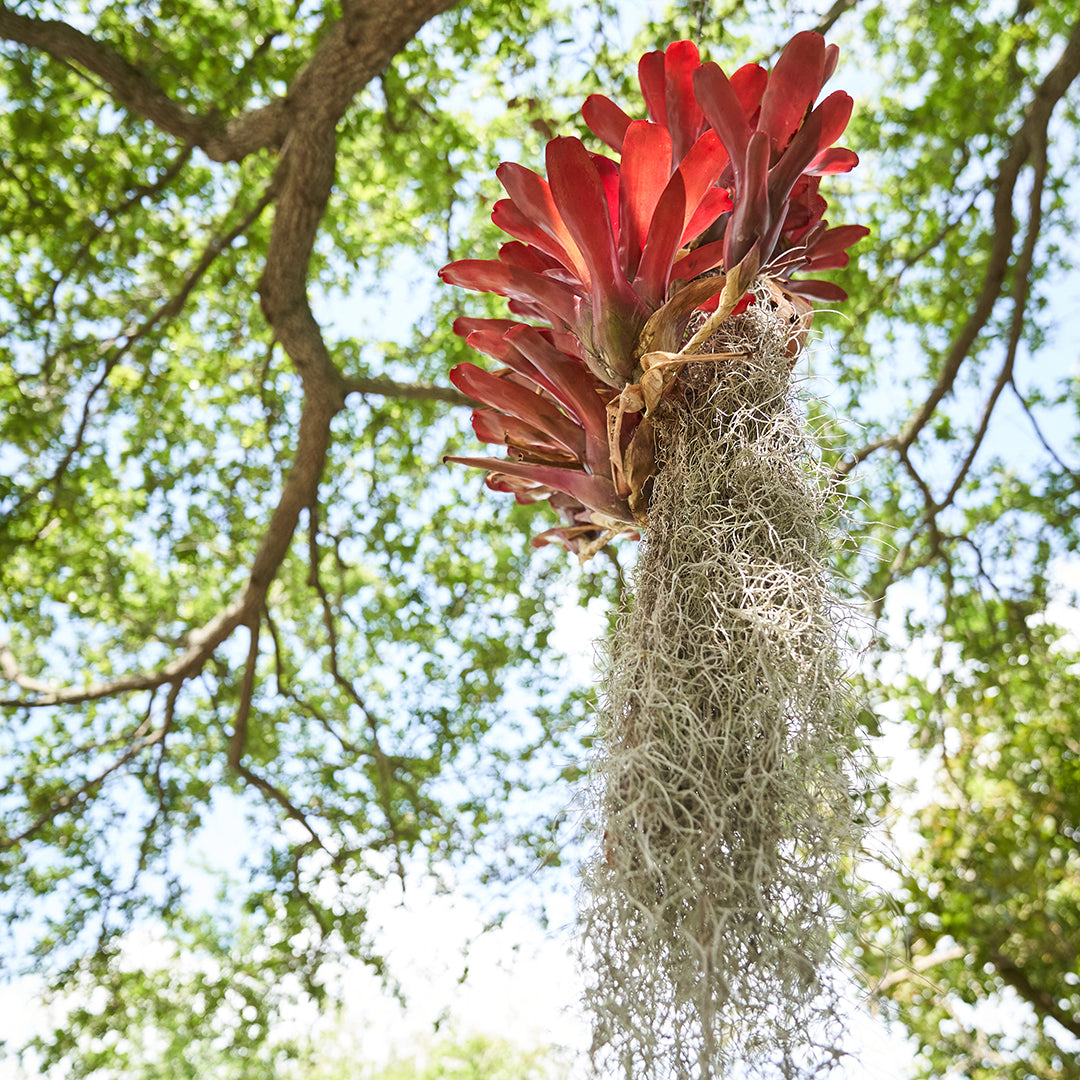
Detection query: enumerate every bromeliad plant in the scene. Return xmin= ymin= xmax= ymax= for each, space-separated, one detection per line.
xmin=442 ymin=33 xmax=867 ymax=557
xmin=442 ymin=33 xmax=869 ymax=1080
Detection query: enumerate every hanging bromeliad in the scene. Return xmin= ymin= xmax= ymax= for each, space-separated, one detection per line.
xmin=442 ymin=33 xmax=869 ymax=1079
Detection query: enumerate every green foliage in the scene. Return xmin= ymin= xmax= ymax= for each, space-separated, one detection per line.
xmin=362 ymin=1034 xmax=566 ymax=1080
xmin=1 ymin=0 xmax=1079 ymax=1077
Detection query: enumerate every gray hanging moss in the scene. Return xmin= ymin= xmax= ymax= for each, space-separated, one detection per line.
xmin=581 ymin=294 xmax=861 ymax=1079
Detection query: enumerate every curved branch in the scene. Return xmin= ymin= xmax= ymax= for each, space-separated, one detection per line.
xmin=0 ymin=3 xmax=286 ymax=160
xmin=0 ymin=710 xmax=167 ymax=849
xmin=0 ymin=0 xmax=458 ymax=711
xmin=839 ymin=16 xmax=1080 ymax=477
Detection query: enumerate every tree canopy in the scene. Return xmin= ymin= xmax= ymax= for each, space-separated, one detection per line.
xmin=1 ymin=1 xmax=1078 ymax=1077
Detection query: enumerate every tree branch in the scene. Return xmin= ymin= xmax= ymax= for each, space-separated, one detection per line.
xmin=0 ymin=0 xmax=458 ymax=712
xmin=0 ymin=710 xmax=168 ymax=849
xmin=989 ymin=948 xmax=1080 ymax=1039
xmin=344 ymin=373 xmax=472 ymax=406
xmin=0 ymin=3 xmax=286 ymax=160
xmin=812 ymin=0 xmax=859 ymax=38
xmin=839 ymin=16 xmax=1080 ymax=477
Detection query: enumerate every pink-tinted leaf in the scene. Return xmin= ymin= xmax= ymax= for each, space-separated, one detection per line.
xmin=681 ymin=186 xmax=733 ymax=246
xmin=638 ymin=49 xmax=667 ymax=126
xmin=492 ymin=200 xmax=579 ymax=272
xmin=664 ymin=40 xmax=705 ymax=162
xmin=439 ymin=259 xmax=578 ymax=329
xmin=730 ymin=62 xmax=768 ymax=118
xmin=507 ymin=296 xmax=561 ymax=324
xmin=805 ymin=147 xmax=859 ymax=175
xmin=496 ymin=162 xmax=589 ymax=283
xmin=725 ymin=130 xmax=771 ymax=268
xmin=490 ymin=479 xmax=554 ymax=506
xmin=582 ymin=94 xmax=634 ymax=152
xmin=805 ymin=224 xmax=870 ymax=258
xmin=814 ymin=91 xmax=854 ymax=150
xmin=505 ymin=326 xmax=610 ymax=432
xmin=467 ymin=325 xmax=609 ymax=452
xmin=449 ymin=363 xmax=586 ymax=459
xmin=452 ymin=316 xmax=519 ymax=340
xmin=757 ymin=31 xmax=825 ymax=153
xmin=784 ymin=278 xmax=849 ymax=302
xmin=618 ymin=121 xmax=674 ymax=280
xmin=496 ymin=239 xmax=561 ymax=274
xmin=670 ymin=238 xmax=727 ymax=281
xmin=506 ymin=325 xmax=611 ymax=474
xmin=694 ymin=63 xmax=753 ymax=181
xmin=472 ymin=409 xmax=578 ymax=463
xmin=822 ymin=43 xmax=839 ymax=87
xmin=445 ymin=455 xmax=630 ymax=520
xmin=633 ymin=171 xmax=686 ymax=310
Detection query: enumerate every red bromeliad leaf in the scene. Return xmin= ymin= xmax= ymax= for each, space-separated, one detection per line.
xmin=693 ymin=62 xmax=753 ymax=184
xmin=814 ymin=91 xmax=854 ymax=153
xmin=505 ymin=326 xmax=611 ymax=432
xmin=757 ymin=31 xmax=825 ymax=155
xmin=439 ymin=259 xmax=579 ymax=330
xmin=681 ymin=187 xmax=733 ymax=246
xmin=662 ymin=40 xmax=708 ymax=163
xmin=766 ymin=112 xmax=825 ymax=238
xmin=633 ymin=128 xmax=731 ymax=305
xmin=492 ymin=200 xmax=580 ymax=270
xmin=633 ymin=171 xmax=687 ymax=311
xmin=449 ymin=363 xmax=587 ymax=460
xmin=467 ymin=326 xmax=611 ymax=474
xmin=670 ymin=238 xmax=727 ymax=282
xmin=592 ymin=152 xmax=622 ymax=236
xmin=485 ymin=472 xmax=554 ymax=504
xmin=805 ymin=223 xmax=871 ymax=259
xmin=472 ymin=409 xmax=579 ymax=465
xmin=445 ymin=455 xmax=632 ymax=521
xmin=546 ymin=138 xmax=647 ymax=378
xmin=496 ymin=240 xmax=562 ymax=275
xmin=452 ymin=316 xmax=519 ymax=340
xmin=496 ymin=162 xmax=589 ymax=283
xmin=546 ymin=137 xmax=622 ymax=289
xmin=582 ymin=93 xmax=633 ymax=153
xmin=725 ymin=130 xmax=771 ymax=269
xmin=730 ymin=62 xmax=768 ymax=118
xmin=806 ymin=147 xmax=859 ymax=175
xmin=822 ymin=42 xmax=840 ymax=85
xmin=638 ymin=48 xmax=667 ymax=128
xmin=672 ymin=129 xmax=730 ymax=221
xmin=783 ymin=278 xmax=849 ymax=302
xmin=618 ymin=121 xmax=674 ymax=280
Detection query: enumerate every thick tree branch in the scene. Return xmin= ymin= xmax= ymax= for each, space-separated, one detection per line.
xmin=1 ymin=0 xmax=458 ymax=711
xmin=0 ymin=3 xmax=286 ymax=160
xmin=812 ymin=0 xmax=859 ymax=38
xmin=873 ymin=945 xmax=967 ymax=992
xmin=989 ymin=948 xmax=1080 ymax=1039
xmin=344 ymin=373 xmax=472 ymax=406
